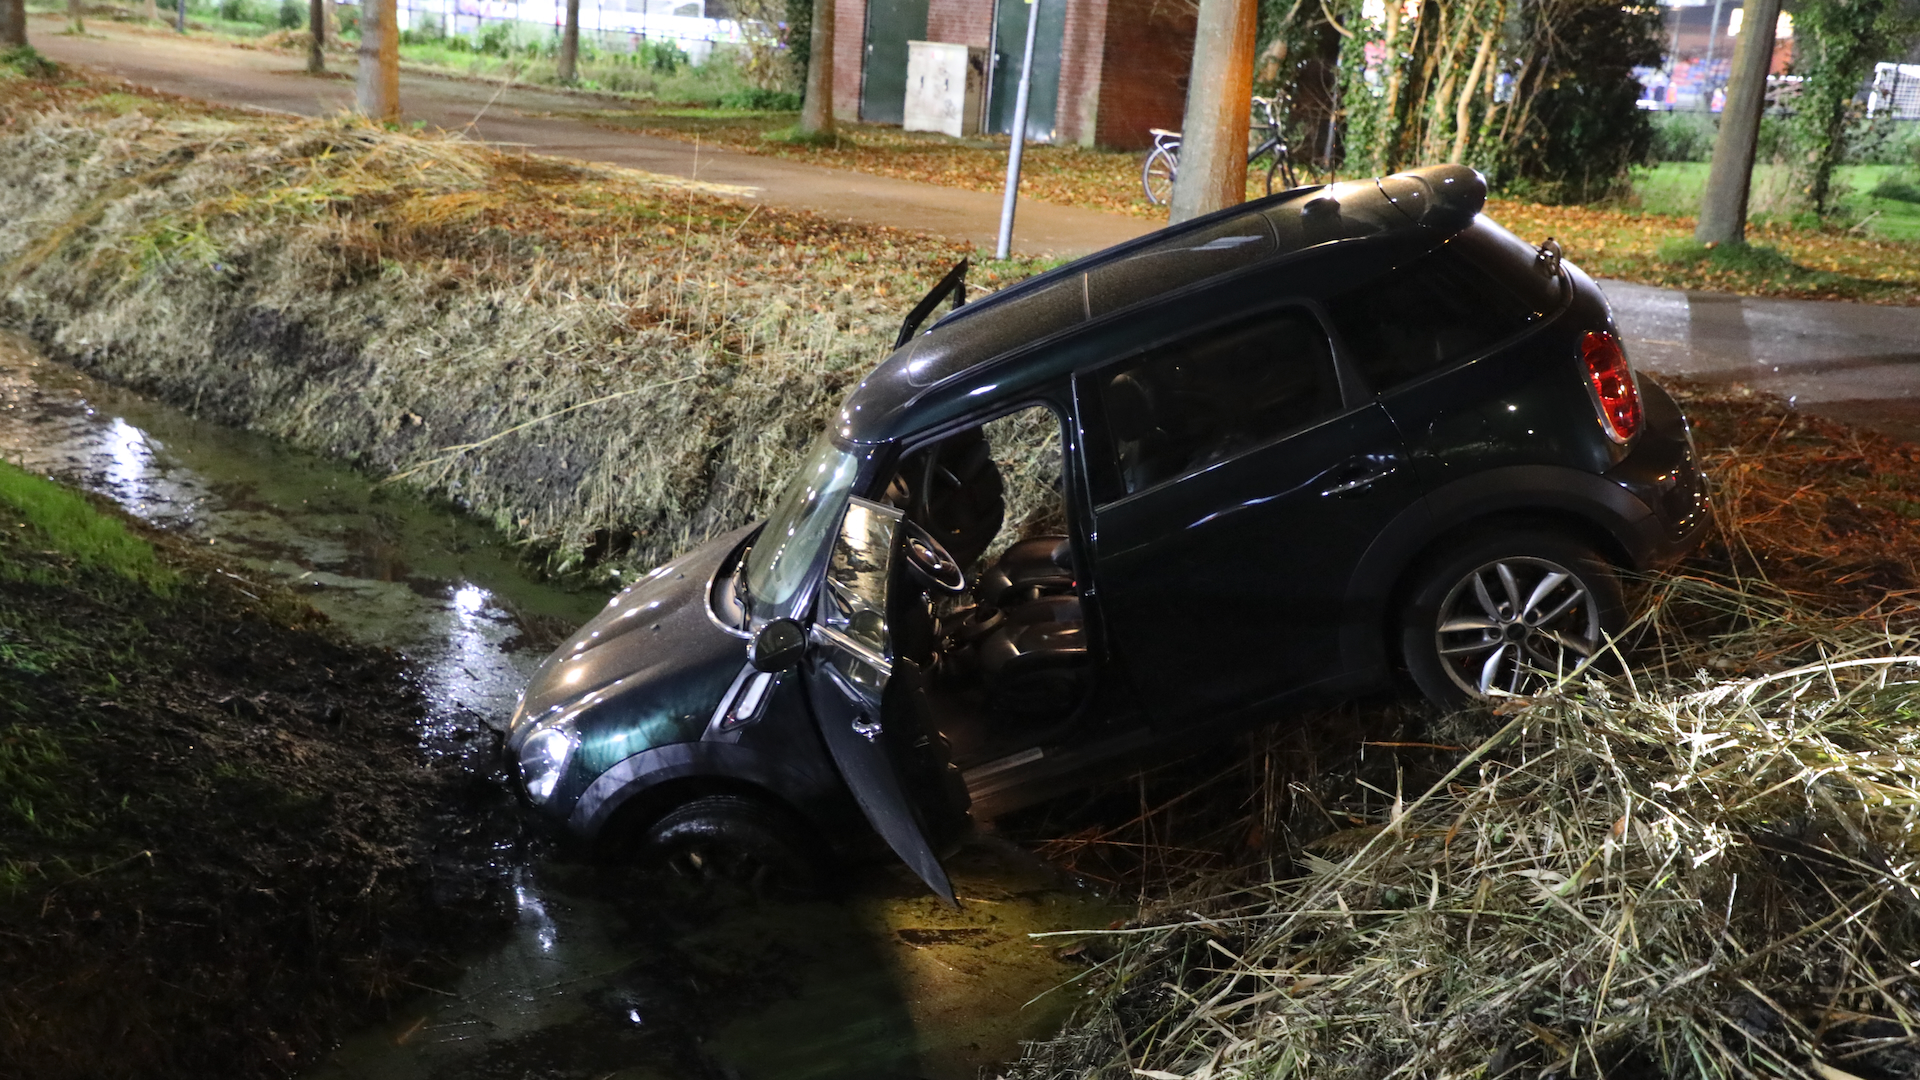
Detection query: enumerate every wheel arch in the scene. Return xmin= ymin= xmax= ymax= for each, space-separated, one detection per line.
xmin=569 ymin=741 xmax=842 ymax=861
xmin=1338 ymin=465 xmax=1659 ymax=680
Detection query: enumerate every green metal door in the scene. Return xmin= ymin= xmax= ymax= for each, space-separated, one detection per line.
xmin=861 ymin=0 xmax=930 ymax=125
xmin=988 ymin=0 xmax=1064 ymax=142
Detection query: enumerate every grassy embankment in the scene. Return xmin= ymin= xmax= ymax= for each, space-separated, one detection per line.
xmin=0 ymin=56 xmax=1055 ymax=581
xmin=0 ymin=456 xmax=506 ymax=1079
xmin=14 ymin=54 xmax=1920 ymax=1080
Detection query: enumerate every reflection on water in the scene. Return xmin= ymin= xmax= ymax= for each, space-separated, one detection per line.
xmin=0 ymin=332 xmax=601 ymax=755
xmin=310 ymin=840 xmax=1112 ymax=1080
xmin=0 ymin=332 xmax=1121 ymax=1080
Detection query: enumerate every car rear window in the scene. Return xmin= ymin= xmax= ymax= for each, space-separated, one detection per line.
xmin=1326 ymin=219 xmax=1563 ymax=395
xmin=1095 ymin=307 xmax=1341 ymax=498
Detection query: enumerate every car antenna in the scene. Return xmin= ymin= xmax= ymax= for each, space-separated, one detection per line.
xmin=894 ymin=259 xmax=970 ymax=350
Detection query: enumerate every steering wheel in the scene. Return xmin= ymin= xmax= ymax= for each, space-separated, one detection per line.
xmin=899 ymin=519 xmax=967 ymax=595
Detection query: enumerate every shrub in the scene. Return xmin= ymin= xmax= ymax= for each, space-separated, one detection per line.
xmin=720 ymin=86 xmax=800 ymax=110
xmin=1871 ymin=169 xmax=1920 ymax=203
xmin=0 ymin=47 xmax=59 ymax=80
xmin=276 ymin=0 xmax=302 ymax=28
xmin=1648 ymin=109 xmax=1715 ymax=162
xmin=473 ymin=20 xmax=511 ymax=55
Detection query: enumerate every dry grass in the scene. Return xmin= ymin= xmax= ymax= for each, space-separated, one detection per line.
xmin=1000 ymin=387 xmax=1920 ymax=1080
xmin=0 ymin=66 xmax=1053 ymax=578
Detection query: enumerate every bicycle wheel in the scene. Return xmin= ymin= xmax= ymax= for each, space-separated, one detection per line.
xmin=1142 ymin=145 xmax=1177 ymax=205
xmin=1265 ymin=151 xmax=1297 ymax=196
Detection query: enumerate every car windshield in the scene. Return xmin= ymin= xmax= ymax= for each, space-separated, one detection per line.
xmin=741 ymin=437 xmax=864 ymax=622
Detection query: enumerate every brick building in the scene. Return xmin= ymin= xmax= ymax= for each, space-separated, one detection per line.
xmin=830 ymin=0 xmax=1195 ymax=149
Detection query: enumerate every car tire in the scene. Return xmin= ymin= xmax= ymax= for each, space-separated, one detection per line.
xmin=1400 ymin=530 xmax=1626 ymax=707
xmin=635 ymin=794 xmax=827 ymax=901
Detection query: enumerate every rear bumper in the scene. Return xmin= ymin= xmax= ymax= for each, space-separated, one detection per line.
xmin=1605 ymin=377 xmax=1714 ymax=570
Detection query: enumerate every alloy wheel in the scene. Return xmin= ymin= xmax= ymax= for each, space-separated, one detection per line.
xmin=1433 ymin=555 xmax=1603 ymax=698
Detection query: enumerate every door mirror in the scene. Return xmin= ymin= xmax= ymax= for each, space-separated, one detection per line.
xmin=749 ymin=618 xmax=808 ymax=672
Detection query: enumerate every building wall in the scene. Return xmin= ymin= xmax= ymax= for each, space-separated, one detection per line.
xmin=1054 ymin=0 xmax=1108 ymax=145
xmin=832 ymin=0 xmax=866 ymax=120
xmin=834 ymin=0 xmax=1193 ymax=147
xmin=926 ymin=0 xmax=991 ymax=48
xmin=1093 ymin=0 xmax=1193 ymax=150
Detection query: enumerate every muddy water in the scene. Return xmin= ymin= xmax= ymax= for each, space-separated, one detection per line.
xmin=0 ymin=332 xmax=1119 ymax=1080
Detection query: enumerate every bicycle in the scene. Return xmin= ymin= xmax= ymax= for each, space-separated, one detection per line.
xmin=1142 ymin=94 xmax=1298 ymax=206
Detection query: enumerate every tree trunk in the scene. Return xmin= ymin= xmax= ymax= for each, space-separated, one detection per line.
xmin=557 ymin=0 xmax=579 ymax=83
xmin=67 ymin=0 xmax=83 ymax=34
xmin=355 ymin=0 xmax=400 ymax=121
xmin=1169 ymin=0 xmax=1256 ymax=223
xmin=1 ymin=0 xmax=27 ymax=47
xmin=799 ymin=0 xmax=834 ymax=134
xmin=307 ymin=0 xmax=324 ymax=72
xmin=1695 ymin=0 xmax=1781 ymax=244
xmin=143 ymin=0 xmax=157 ymax=23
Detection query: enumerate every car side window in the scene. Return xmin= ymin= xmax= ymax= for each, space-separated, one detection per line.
xmin=1325 ymin=233 xmax=1554 ymax=395
xmin=1095 ymin=307 xmax=1341 ymax=498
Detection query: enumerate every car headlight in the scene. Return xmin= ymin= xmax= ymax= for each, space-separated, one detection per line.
xmin=519 ymin=720 xmax=579 ymax=806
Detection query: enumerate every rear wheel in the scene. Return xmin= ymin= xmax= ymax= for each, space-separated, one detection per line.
xmin=1142 ymin=145 xmax=1177 ymax=205
xmin=634 ymin=794 xmax=826 ymax=901
xmin=1400 ymin=531 xmax=1625 ymax=706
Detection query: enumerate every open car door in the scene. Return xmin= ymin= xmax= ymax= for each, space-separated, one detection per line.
xmin=804 ymin=497 xmax=969 ymax=905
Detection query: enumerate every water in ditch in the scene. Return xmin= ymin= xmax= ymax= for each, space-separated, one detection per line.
xmin=0 ymin=331 xmax=1119 ymax=1080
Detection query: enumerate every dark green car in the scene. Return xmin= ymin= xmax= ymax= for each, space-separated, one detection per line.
xmin=507 ymin=165 xmax=1712 ymax=901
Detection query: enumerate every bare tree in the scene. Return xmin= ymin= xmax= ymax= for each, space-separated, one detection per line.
xmin=355 ymin=0 xmax=400 ymax=121
xmin=558 ymin=0 xmax=580 ymax=83
xmin=307 ymin=0 xmax=325 ymax=73
xmin=1 ymin=0 xmax=27 ymax=48
xmin=1695 ymin=0 xmax=1782 ymax=244
xmin=799 ymin=0 xmax=834 ymax=135
xmin=1169 ymin=0 xmax=1257 ymax=222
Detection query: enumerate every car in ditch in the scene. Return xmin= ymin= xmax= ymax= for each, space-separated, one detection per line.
xmin=505 ymin=164 xmax=1712 ymax=903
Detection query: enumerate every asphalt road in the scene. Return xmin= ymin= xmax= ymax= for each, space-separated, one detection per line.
xmin=25 ymin=18 xmax=1920 ymax=440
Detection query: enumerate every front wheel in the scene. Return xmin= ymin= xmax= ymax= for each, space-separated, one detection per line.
xmin=633 ymin=794 xmax=827 ymax=901
xmin=1400 ymin=530 xmax=1625 ymax=706
xmin=1142 ymin=145 xmax=1177 ymax=205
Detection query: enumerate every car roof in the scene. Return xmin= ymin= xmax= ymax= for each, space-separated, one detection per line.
xmin=832 ymin=164 xmax=1488 ymax=446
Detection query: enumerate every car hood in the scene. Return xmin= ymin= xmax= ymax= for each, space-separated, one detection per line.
xmin=510 ymin=527 xmax=753 ymax=756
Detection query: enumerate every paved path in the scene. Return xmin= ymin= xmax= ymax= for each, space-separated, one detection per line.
xmin=27 ymin=17 xmax=1152 ymax=257
xmin=25 ymin=18 xmax=1920 ymax=440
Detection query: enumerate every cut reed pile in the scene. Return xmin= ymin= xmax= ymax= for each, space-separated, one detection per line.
xmin=1004 ymin=384 xmax=1920 ymax=1080
xmin=0 ymin=67 xmax=1032 ymax=576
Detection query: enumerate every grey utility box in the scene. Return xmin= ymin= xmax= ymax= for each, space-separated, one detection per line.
xmin=903 ymin=41 xmax=986 ymax=138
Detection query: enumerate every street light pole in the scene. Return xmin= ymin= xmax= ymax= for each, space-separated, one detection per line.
xmin=993 ymin=0 xmax=1041 ymax=260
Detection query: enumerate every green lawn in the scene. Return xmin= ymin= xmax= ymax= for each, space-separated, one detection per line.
xmin=1630 ymin=161 xmax=1920 ymax=242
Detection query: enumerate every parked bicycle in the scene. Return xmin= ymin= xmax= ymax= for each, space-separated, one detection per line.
xmin=1143 ymin=95 xmax=1298 ymax=206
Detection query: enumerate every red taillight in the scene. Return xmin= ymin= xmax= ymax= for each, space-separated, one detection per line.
xmin=1581 ymin=330 xmax=1641 ymax=444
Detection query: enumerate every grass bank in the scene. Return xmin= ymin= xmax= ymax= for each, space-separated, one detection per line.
xmin=0 ymin=60 xmax=1053 ymax=580
xmin=0 ymin=458 xmax=509 ymax=1079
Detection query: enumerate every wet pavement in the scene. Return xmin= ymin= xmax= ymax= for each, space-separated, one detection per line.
xmin=0 ymin=331 xmax=1121 ymax=1080
xmin=1602 ymin=281 xmax=1920 ymax=442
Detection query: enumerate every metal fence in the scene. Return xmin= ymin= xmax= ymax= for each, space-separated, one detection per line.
xmin=1869 ymin=62 xmax=1920 ymax=120
xmin=341 ymin=0 xmax=752 ymax=62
